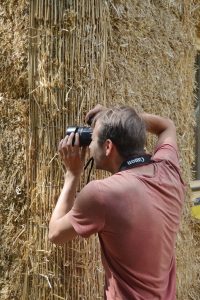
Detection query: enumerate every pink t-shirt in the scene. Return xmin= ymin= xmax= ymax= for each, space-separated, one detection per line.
xmin=68 ymin=143 xmax=185 ymax=300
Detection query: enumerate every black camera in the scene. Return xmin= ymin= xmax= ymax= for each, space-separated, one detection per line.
xmin=66 ymin=126 xmax=92 ymax=146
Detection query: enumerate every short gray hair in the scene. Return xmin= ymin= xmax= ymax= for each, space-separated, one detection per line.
xmin=92 ymin=106 xmax=146 ymax=158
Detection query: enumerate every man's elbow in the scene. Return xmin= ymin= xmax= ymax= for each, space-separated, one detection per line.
xmin=167 ymin=118 xmax=175 ymax=128
xmin=159 ymin=118 xmax=176 ymax=135
xmin=48 ymin=228 xmax=65 ymax=245
xmin=168 ymin=118 xmax=177 ymax=135
xmin=48 ymin=225 xmax=77 ymax=244
xmin=48 ymin=233 xmax=60 ymax=245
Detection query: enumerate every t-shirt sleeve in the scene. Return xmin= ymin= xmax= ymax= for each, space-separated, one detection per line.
xmin=68 ymin=180 xmax=105 ymax=238
xmin=152 ymin=142 xmax=180 ymax=170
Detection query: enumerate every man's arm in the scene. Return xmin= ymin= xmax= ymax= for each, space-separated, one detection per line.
xmin=49 ymin=132 xmax=86 ymax=245
xmin=141 ymin=113 xmax=177 ymax=149
xmin=86 ymin=105 xmax=177 ymax=148
xmin=48 ymin=172 xmax=79 ymax=244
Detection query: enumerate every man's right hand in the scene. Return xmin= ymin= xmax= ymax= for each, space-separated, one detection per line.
xmin=85 ymin=104 xmax=105 ymax=125
xmin=58 ymin=132 xmax=86 ymax=177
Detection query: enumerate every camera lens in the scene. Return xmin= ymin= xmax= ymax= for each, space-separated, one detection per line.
xmin=66 ymin=126 xmax=92 ymax=146
xmin=78 ymin=127 xmax=92 ymax=146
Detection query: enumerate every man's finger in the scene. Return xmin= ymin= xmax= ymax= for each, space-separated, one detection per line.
xmin=58 ymin=138 xmax=63 ymax=148
xmin=74 ymin=133 xmax=80 ymax=147
xmin=58 ymin=139 xmax=64 ymax=154
xmin=81 ymin=146 xmax=87 ymax=161
xmin=67 ymin=132 xmax=75 ymax=146
xmin=85 ymin=104 xmax=105 ymax=124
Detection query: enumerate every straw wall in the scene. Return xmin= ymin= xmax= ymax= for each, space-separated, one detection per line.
xmin=1 ymin=0 xmax=200 ymax=299
xmin=27 ymin=1 xmax=106 ymax=299
xmin=0 ymin=0 xmax=29 ymax=99
xmin=0 ymin=1 xmax=29 ymax=299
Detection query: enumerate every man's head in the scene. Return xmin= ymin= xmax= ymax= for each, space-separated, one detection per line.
xmin=89 ymin=106 xmax=146 ymax=172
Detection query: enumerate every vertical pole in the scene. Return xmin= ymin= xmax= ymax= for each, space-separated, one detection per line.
xmin=195 ymin=53 xmax=200 ymax=179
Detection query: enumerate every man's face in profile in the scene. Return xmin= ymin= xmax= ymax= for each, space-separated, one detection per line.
xmin=89 ymin=120 xmax=107 ymax=170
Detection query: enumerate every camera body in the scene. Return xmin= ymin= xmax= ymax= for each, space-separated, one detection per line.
xmin=66 ymin=126 xmax=92 ymax=146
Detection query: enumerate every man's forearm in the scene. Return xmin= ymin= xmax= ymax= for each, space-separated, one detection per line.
xmin=49 ymin=172 xmax=80 ymax=223
xmin=141 ymin=113 xmax=176 ymax=148
xmin=48 ymin=171 xmax=80 ymax=243
xmin=141 ymin=113 xmax=175 ymax=136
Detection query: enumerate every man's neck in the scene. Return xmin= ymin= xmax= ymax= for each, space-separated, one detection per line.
xmin=108 ymin=156 xmax=124 ymax=174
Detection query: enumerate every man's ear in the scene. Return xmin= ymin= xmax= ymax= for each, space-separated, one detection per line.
xmin=105 ymin=139 xmax=114 ymax=156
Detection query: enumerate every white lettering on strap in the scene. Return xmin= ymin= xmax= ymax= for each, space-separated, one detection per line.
xmin=127 ymin=157 xmax=145 ymax=166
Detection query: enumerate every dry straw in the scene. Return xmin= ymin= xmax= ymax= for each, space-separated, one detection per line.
xmin=1 ymin=0 xmax=200 ymax=299
xmin=0 ymin=1 xmax=29 ymax=299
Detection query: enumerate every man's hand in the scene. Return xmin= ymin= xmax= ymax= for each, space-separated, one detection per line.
xmin=85 ymin=104 xmax=105 ymax=125
xmin=58 ymin=132 xmax=86 ymax=176
xmin=49 ymin=132 xmax=86 ymax=244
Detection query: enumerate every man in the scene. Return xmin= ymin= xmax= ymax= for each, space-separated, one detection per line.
xmin=49 ymin=105 xmax=185 ymax=300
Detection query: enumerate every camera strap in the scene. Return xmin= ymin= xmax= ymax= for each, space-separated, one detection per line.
xmin=84 ymin=154 xmax=153 ymax=183
xmin=119 ymin=154 xmax=154 ymax=172
xmin=84 ymin=157 xmax=94 ymax=183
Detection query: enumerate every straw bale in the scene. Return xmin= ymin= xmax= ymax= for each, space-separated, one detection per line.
xmin=193 ymin=0 xmax=200 ymax=50
xmin=105 ymin=2 xmax=199 ymax=298
xmin=1 ymin=0 xmax=200 ymax=299
xmin=0 ymin=95 xmax=28 ymax=299
xmin=0 ymin=1 xmax=29 ymax=299
xmin=26 ymin=1 xmax=199 ymax=299
xmin=0 ymin=0 xmax=29 ymax=98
